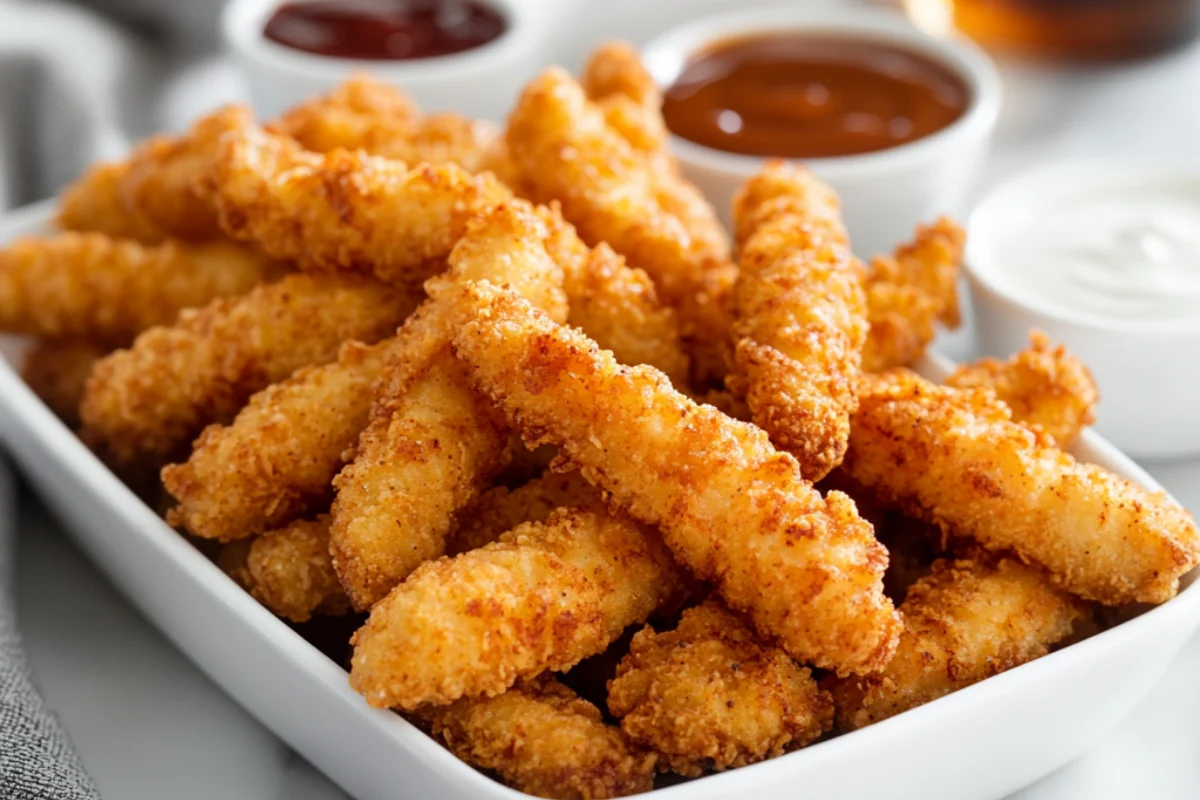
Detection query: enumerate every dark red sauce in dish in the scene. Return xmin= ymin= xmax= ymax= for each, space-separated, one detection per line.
xmin=263 ymin=0 xmax=507 ymax=61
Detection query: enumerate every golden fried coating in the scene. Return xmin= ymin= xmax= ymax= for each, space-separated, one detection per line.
xmin=845 ymin=369 xmax=1200 ymax=604
xmin=581 ymin=41 xmax=667 ymax=153
xmin=728 ymin=163 xmax=867 ymax=481
xmin=121 ymin=105 xmax=255 ymax=241
xmin=423 ymin=674 xmax=656 ymax=800
xmin=829 ymin=556 xmax=1082 ymax=730
xmin=80 ymin=272 xmax=418 ymax=468
xmin=203 ymin=120 xmax=511 ymax=285
xmin=330 ymin=201 xmax=570 ymax=609
xmin=268 ymin=75 xmax=420 ymax=154
xmin=506 ymin=68 xmax=731 ymax=317
xmin=0 ymin=233 xmax=283 ymax=345
xmin=21 ymin=339 xmax=107 ymax=427
xmin=349 ymin=506 xmax=681 ymax=708
xmin=861 ymin=219 xmax=965 ymax=372
xmin=450 ymin=470 xmax=596 ymax=555
xmin=608 ymin=599 xmax=833 ymax=776
xmin=946 ymin=332 xmax=1098 ymax=447
xmin=272 ymin=76 xmax=506 ymax=176
xmin=219 ymin=515 xmax=349 ymax=622
xmin=56 ymin=161 xmax=166 ymax=243
xmin=447 ymin=282 xmax=900 ymax=676
xmin=162 ymin=338 xmax=392 ymax=541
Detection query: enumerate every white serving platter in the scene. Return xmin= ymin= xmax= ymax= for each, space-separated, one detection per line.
xmin=2 ymin=200 xmax=1198 ymax=800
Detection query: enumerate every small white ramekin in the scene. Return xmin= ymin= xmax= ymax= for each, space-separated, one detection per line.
xmin=642 ymin=6 xmax=1001 ymax=258
xmin=222 ymin=0 xmax=551 ymax=121
xmin=966 ymin=162 xmax=1200 ymax=459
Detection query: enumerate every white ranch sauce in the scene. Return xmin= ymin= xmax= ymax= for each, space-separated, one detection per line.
xmin=993 ymin=180 xmax=1200 ymax=323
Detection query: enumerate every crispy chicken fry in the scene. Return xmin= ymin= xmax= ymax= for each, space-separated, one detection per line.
xmin=56 ymin=161 xmax=166 ymax=243
xmin=844 ymin=369 xmax=1200 ymax=604
xmin=506 ymin=68 xmax=732 ymax=342
xmin=946 ymin=332 xmax=1098 ymax=447
xmin=581 ymin=41 xmax=667 ymax=153
xmin=21 ymin=339 xmax=107 ymax=427
xmin=330 ymin=201 xmax=569 ymax=609
xmin=349 ymin=506 xmax=681 ymax=708
xmin=447 ymin=282 xmax=900 ymax=676
xmin=203 ymin=120 xmax=511 ymax=285
xmin=829 ymin=555 xmax=1082 ymax=730
xmin=728 ymin=163 xmax=867 ymax=481
xmin=608 ymin=599 xmax=833 ymax=776
xmin=219 ymin=515 xmax=350 ymax=623
xmin=0 ymin=233 xmax=283 ymax=345
xmin=80 ymin=272 xmax=418 ymax=468
xmin=422 ymin=674 xmax=656 ymax=800
xmin=450 ymin=470 xmax=595 ymax=555
xmin=862 ymin=219 xmax=965 ymax=372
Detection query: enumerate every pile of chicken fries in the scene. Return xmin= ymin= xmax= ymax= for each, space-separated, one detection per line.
xmin=3 ymin=43 xmax=1196 ymax=799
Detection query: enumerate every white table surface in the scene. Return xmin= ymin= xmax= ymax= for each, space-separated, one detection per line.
xmin=13 ymin=17 xmax=1200 ymax=800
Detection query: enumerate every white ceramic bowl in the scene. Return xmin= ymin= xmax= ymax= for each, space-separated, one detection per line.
xmin=2 ymin=202 xmax=1198 ymax=800
xmin=642 ymin=6 xmax=1001 ymax=258
xmin=222 ymin=0 xmax=551 ymax=121
xmin=966 ymin=162 xmax=1200 ymax=459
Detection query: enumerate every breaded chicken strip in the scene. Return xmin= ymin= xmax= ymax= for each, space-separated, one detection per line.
xmin=829 ymin=556 xmax=1082 ymax=730
xmin=608 ymin=599 xmax=833 ymax=776
xmin=120 ymin=105 xmax=255 ymax=241
xmin=349 ymin=506 xmax=681 ymax=708
xmin=946 ymin=332 xmax=1098 ymax=447
xmin=203 ymin=120 xmax=511 ymax=285
xmin=845 ymin=370 xmax=1200 ymax=604
xmin=329 ymin=202 xmax=569 ymax=609
xmin=581 ymin=41 xmax=667 ymax=153
xmin=862 ymin=219 xmax=965 ymax=372
xmin=506 ymin=69 xmax=732 ymax=343
xmin=450 ymin=470 xmax=595 ymax=555
xmin=219 ymin=515 xmax=349 ymax=623
xmin=728 ymin=163 xmax=867 ymax=481
xmin=447 ymin=282 xmax=900 ymax=676
xmin=80 ymin=272 xmax=418 ymax=468
xmin=422 ymin=674 xmax=656 ymax=800
xmin=57 ymin=162 xmax=166 ymax=243
xmin=0 ymin=233 xmax=283 ymax=345
xmin=21 ymin=339 xmax=107 ymax=427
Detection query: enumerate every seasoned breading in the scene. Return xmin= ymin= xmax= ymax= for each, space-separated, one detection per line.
xmin=120 ymin=105 xmax=255 ymax=241
xmin=349 ymin=507 xmax=681 ymax=708
xmin=861 ymin=218 xmax=965 ymax=372
xmin=581 ymin=41 xmax=667 ymax=153
xmin=506 ymin=68 xmax=731 ymax=326
xmin=946 ymin=332 xmax=1098 ymax=447
xmin=80 ymin=272 xmax=418 ymax=468
xmin=56 ymin=161 xmax=166 ymax=243
xmin=446 ymin=281 xmax=900 ymax=676
xmin=0 ymin=233 xmax=283 ymax=345
xmin=219 ymin=515 xmax=349 ymax=623
xmin=422 ymin=674 xmax=656 ymax=800
xmin=728 ymin=163 xmax=867 ymax=480
xmin=329 ymin=201 xmax=569 ymax=609
xmin=162 ymin=338 xmax=392 ymax=541
xmin=202 ymin=120 xmax=511 ymax=285
xmin=272 ymin=75 xmax=505 ymax=175
xmin=829 ymin=556 xmax=1082 ymax=730
xmin=450 ymin=470 xmax=596 ymax=555
xmin=608 ymin=599 xmax=833 ymax=776
xmin=21 ymin=339 xmax=107 ymax=427
xmin=845 ymin=369 xmax=1200 ymax=604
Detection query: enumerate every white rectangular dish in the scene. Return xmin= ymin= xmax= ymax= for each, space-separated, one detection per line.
xmin=2 ymin=200 xmax=1198 ymax=800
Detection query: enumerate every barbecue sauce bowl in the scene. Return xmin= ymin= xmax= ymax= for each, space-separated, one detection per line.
xmin=644 ymin=7 xmax=1001 ymax=258
xmin=224 ymin=0 xmax=549 ymax=120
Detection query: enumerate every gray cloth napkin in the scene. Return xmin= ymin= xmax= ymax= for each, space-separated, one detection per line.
xmin=0 ymin=458 xmax=99 ymax=799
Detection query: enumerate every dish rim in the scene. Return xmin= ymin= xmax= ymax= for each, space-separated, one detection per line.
xmin=2 ymin=199 xmax=1197 ymax=799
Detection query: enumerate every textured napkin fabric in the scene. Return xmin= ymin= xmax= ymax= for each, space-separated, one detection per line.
xmin=0 ymin=458 xmax=99 ymax=799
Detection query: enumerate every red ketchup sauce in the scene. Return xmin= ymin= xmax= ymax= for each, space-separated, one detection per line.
xmin=263 ymin=0 xmax=507 ymax=61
